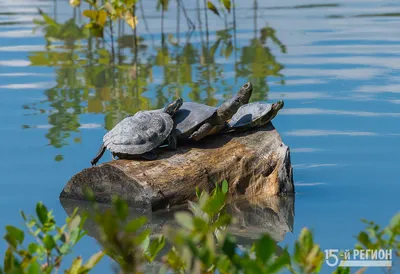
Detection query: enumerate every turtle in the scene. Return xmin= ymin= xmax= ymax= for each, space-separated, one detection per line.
xmin=221 ymin=100 xmax=284 ymax=133
xmin=90 ymin=98 xmax=183 ymax=166
xmin=173 ymin=82 xmax=253 ymax=142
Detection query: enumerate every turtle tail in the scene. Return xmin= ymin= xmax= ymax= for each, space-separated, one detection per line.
xmin=91 ymin=144 xmax=106 ymax=166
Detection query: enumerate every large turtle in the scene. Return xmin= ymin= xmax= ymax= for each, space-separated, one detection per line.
xmin=90 ymin=98 xmax=183 ymax=166
xmin=221 ymin=100 xmax=284 ymax=133
xmin=173 ymin=82 xmax=253 ymax=141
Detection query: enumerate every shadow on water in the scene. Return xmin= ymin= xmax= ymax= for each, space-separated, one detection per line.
xmin=21 ymin=0 xmax=286 ymax=161
xmin=60 ymin=194 xmax=294 ymax=272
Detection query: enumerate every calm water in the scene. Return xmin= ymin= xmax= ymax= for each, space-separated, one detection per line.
xmin=0 ymin=0 xmax=399 ymax=272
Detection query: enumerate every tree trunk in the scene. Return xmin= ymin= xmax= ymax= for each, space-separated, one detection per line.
xmin=60 ymin=122 xmax=294 ymax=210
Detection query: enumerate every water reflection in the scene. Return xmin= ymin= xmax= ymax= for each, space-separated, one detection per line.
xmin=60 ymin=194 xmax=294 ymax=272
xmin=22 ymin=3 xmax=286 ymax=160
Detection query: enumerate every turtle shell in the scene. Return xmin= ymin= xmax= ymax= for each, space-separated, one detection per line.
xmin=103 ymin=109 xmax=173 ymax=155
xmin=173 ymin=102 xmax=217 ymax=137
xmin=227 ymin=102 xmax=273 ymax=129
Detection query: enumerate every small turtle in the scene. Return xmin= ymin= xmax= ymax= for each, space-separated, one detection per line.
xmin=173 ymin=82 xmax=253 ymax=141
xmin=90 ymin=98 xmax=183 ymax=166
xmin=222 ymin=100 xmax=284 ymax=133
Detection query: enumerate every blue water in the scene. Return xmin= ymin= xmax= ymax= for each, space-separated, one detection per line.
xmin=0 ymin=0 xmax=399 ymax=273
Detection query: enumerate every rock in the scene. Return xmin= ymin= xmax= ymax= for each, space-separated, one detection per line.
xmin=60 ymin=122 xmax=294 ymax=210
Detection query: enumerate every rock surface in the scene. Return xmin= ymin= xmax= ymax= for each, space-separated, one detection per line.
xmin=60 ymin=122 xmax=294 ymax=210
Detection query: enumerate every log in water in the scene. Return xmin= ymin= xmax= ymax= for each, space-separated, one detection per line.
xmin=60 ymin=122 xmax=294 ymax=210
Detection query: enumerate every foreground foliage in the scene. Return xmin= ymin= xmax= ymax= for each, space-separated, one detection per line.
xmin=1 ymin=181 xmax=399 ymax=273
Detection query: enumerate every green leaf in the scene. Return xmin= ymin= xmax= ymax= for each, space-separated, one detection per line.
xmin=389 ymin=213 xmax=400 ymax=229
xmin=81 ymin=251 xmax=104 ymax=270
xmin=69 ymin=0 xmax=81 ymax=8
xmin=255 ymin=234 xmax=275 ymax=264
xmin=188 ymin=201 xmax=203 ymax=217
xmin=36 ymin=202 xmax=48 ymax=225
xmin=90 ymin=24 xmax=104 ymax=38
xmin=224 ymin=41 xmax=233 ymax=59
xmin=193 ymin=217 xmax=208 ymax=231
xmin=3 ymin=234 xmax=17 ymax=249
xmin=4 ymin=248 xmax=14 ymax=272
xmin=203 ymin=192 xmax=225 ymax=215
xmin=82 ymin=10 xmax=98 ymax=20
xmin=357 ymin=231 xmax=371 ymax=248
xmin=195 ymin=187 xmax=201 ymax=198
xmin=104 ymin=2 xmax=115 ymax=15
xmin=37 ymin=8 xmax=59 ymax=28
xmin=36 ymin=245 xmax=46 ymax=261
xmin=69 ymin=229 xmax=80 ymax=245
xmin=20 ymin=211 xmax=27 ymax=222
xmin=213 ymin=214 xmax=232 ymax=228
xmin=158 ymin=0 xmax=169 ymax=11
xmin=141 ymin=235 xmax=150 ymax=252
xmin=67 ymin=215 xmax=81 ymax=233
xmin=28 ymin=261 xmax=43 ymax=274
xmin=299 ymin=228 xmax=313 ymax=251
xmin=222 ymin=0 xmax=231 ymax=12
xmin=147 ymin=236 xmax=165 ymax=262
xmin=6 ymin=226 xmax=24 ymax=245
xmin=175 ymin=212 xmax=194 ymax=230
xmin=333 ymin=267 xmax=351 ymax=274
xmin=126 ymin=0 xmax=137 ymax=8
xmin=43 ymin=235 xmax=56 ymax=250
xmin=198 ymin=191 xmax=210 ymax=208
xmin=28 ymin=243 xmax=38 ymax=254
xmin=266 ymin=249 xmax=290 ymax=273
xmin=68 ymin=256 xmax=82 ymax=274
xmin=59 ymin=243 xmax=71 ymax=254
xmin=221 ymin=179 xmax=228 ymax=194
xmin=97 ymin=10 xmax=107 ymax=26
xmin=134 ymin=229 xmax=151 ymax=245
xmin=207 ymin=1 xmax=220 ymax=17
xmin=124 ymin=11 xmax=138 ymax=30
xmin=113 ymin=197 xmax=128 ymax=221
xmin=125 ymin=216 xmax=147 ymax=232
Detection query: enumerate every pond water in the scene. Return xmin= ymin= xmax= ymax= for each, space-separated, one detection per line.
xmin=0 ymin=0 xmax=399 ymax=272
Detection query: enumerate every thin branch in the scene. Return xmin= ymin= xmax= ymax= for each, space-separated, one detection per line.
xmin=232 ymin=0 xmax=237 ymax=84
xmin=139 ymin=0 xmax=155 ymax=46
xmin=203 ymin=0 xmax=209 ymax=47
xmin=196 ymin=0 xmax=205 ymax=44
xmin=178 ymin=0 xmax=195 ymax=31
xmin=109 ymin=19 xmax=115 ymax=64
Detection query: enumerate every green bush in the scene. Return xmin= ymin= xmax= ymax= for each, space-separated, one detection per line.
xmin=1 ymin=181 xmax=398 ymax=273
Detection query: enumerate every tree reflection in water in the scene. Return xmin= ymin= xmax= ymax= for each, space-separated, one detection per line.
xmin=24 ymin=1 xmax=286 ymax=161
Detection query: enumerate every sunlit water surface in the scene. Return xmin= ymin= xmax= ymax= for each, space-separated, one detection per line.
xmin=0 ymin=0 xmax=399 ymax=273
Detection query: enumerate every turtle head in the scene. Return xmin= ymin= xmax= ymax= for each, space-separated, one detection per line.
xmin=216 ymin=82 xmax=253 ymax=122
xmin=272 ymin=100 xmax=284 ymax=112
xmin=238 ymin=82 xmax=253 ymax=103
xmin=164 ymin=98 xmax=183 ymax=115
xmin=260 ymin=100 xmax=284 ymax=124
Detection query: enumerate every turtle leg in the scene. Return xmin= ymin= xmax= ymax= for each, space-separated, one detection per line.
xmin=167 ymin=133 xmax=177 ymax=150
xmin=189 ymin=123 xmax=214 ymax=141
xmin=140 ymin=150 xmax=157 ymax=160
xmin=91 ymin=144 xmax=106 ymax=166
